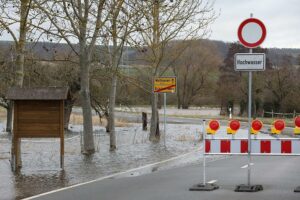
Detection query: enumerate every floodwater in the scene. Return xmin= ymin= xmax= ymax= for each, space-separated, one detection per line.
xmin=0 ymin=123 xmax=202 ymax=200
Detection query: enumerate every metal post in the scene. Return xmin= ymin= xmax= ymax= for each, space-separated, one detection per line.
xmin=247 ymin=12 xmax=253 ymax=187
xmin=203 ymin=120 xmax=206 ymax=185
xmin=235 ymin=13 xmax=263 ymax=193
xmin=164 ymin=93 xmax=166 ymax=147
xmin=248 ymin=70 xmax=252 ymax=186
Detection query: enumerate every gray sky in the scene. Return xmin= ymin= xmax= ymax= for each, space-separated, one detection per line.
xmin=1 ymin=0 xmax=299 ymax=48
xmin=210 ymin=0 xmax=300 ymax=48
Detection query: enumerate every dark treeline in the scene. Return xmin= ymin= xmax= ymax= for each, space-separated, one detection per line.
xmin=1 ymin=39 xmax=300 ymax=117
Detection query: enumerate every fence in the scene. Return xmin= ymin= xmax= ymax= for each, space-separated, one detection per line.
xmin=263 ymin=110 xmax=299 ymax=118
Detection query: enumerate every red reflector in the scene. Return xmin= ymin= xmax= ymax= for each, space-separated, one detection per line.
xmin=274 ymin=120 xmax=285 ymax=131
xmin=252 ymin=120 xmax=263 ymax=131
xmin=209 ymin=120 xmax=220 ymax=131
xmin=295 ymin=116 xmax=300 ymax=127
xmin=229 ymin=120 xmax=240 ymax=131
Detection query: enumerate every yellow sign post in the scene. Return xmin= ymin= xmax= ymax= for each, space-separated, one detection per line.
xmin=153 ymin=77 xmax=177 ymax=93
xmin=153 ymin=76 xmax=177 ymax=148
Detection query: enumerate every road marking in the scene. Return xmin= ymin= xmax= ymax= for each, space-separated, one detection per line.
xmin=241 ymin=163 xmax=254 ymax=168
xmin=208 ymin=180 xmax=218 ymax=184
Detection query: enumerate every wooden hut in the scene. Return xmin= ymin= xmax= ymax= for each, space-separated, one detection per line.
xmin=7 ymin=87 xmax=69 ymax=171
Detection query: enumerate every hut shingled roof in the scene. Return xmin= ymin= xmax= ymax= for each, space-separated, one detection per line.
xmin=6 ymin=87 xmax=69 ymax=100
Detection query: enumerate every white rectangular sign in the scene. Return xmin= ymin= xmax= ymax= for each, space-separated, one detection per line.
xmin=234 ymin=53 xmax=265 ymax=71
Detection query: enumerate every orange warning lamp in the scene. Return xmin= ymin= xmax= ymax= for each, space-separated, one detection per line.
xmin=251 ymin=119 xmax=263 ymax=134
xmin=294 ymin=116 xmax=300 ymax=135
xmin=207 ymin=120 xmax=220 ymax=135
xmin=227 ymin=120 xmax=240 ymax=134
xmin=271 ymin=119 xmax=285 ymax=134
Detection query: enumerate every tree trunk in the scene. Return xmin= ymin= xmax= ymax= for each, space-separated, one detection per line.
xmin=157 ymin=93 xmax=162 ymax=109
xmin=64 ymin=99 xmax=74 ymax=131
xmin=177 ymin=87 xmax=181 ymax=109
xmin=149 ymin=0 xmax=160 ymax=142
xmin=182 ymin=104 xmax=189 ymax=109
xmin=11 ymin=0 xmax=29 ymax=170
xmin=80 ymin=51 xmax=95 ymax=154
xmin=150 ymin=92 xmax=160 ymax=142
xmin=6 ymin=101 xmax=13 ymax=133
xmin=142 ymin=112 xmax=147 ymax=131
xmin=105 ymin=111 xmax=110 ymax=133
xmin=108 ymin=75 xmax=117 ymax=151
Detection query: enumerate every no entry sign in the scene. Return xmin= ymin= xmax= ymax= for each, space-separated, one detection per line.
xmin=238 ymin=18 xmax=266 ymax=48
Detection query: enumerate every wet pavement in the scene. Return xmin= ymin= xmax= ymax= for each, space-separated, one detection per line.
xmin=0 ymin=123 xmax=202 ymax=200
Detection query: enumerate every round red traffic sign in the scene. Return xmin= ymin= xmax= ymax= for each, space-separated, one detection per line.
xmin=274 ymin=119 xmax=285 ymax=131
xmin=237 ymin=18 xmax=266 ymax=48
xmin=295 ymin=116 xmax=300 ymax=127
xmin=209 ymin=120 xmax=220 ymax=131
xmin=229 ymin=120 xmax=240 ymax=131
xmin=252 ymin=120 xmax=263 ymax=131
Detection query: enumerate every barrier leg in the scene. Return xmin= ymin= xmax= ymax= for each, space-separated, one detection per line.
xmin=189 ymin=120 xmax=219 ymax=191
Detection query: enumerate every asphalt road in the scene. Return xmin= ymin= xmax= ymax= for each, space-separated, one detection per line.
xmin=27 ymin=155 xmax=300 ymax=200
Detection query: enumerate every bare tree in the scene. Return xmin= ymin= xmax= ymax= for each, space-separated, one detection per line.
xmin=131 ymin=0 xmax=216 ymax=142
xmin=0 ymin=0 xmax=41 ymax=169
xmin=264 ymin=61 xmax=295 ymax=112
xmin=34 ymin=0 xmax=108 ymax=154
xmin=172 ymin=40 xmax=221 ymax=109
xmin=100 ymin=0 xmax=141 ymax=151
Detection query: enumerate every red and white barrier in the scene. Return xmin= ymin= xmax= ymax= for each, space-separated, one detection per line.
xmin=205 ymin=138 xmax=300 ymax=155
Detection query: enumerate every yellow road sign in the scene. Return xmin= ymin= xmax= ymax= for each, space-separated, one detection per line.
xmin=153 ymin=77 xmax=177 ymax=93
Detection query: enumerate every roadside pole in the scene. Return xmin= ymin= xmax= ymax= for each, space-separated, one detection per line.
xmin=164 ymin=93 xmax=167 ymax=148
xmin=153 ymin=77 xmax=176 ymax=148
xmin=247 ymin=49 xmax=252 ymax=186
xmin=202 ymin=120 xmax=206 ymax=185
xmin=234 ymin=13 xmax=265 ymax=192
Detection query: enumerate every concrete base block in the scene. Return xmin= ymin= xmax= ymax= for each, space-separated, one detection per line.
xmin=189 ymin=183 xmax=219 ymax=191
xmin=235 ymin=184 xmax=263 ymax=192
xmin=294 ymin=186 xmax=300 ymax=192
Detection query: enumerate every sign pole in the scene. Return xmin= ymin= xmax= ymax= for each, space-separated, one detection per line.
xmin=247 ymin=57 xmax=252 ymax=186
xmin=247 ymin=12 xmax=253 ymax=187
xmin=164 ymin=93 xmax=167 ymax=148
xmin=235 ymin=13 xmax=263 ymax=192
xmin=203 ymin=120 xmax=206 ymax=185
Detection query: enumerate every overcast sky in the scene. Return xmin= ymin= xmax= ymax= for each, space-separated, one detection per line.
xmin=210 ymin=0 xmax=300 ymax=48
xmin=1 ymin=0 xmax=299 ymax=48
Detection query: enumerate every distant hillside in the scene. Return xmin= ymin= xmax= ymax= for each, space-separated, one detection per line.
xmin=0 ymin=40 xmax=299 ymax=66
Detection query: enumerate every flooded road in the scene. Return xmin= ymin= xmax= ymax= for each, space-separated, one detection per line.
xmin=0 ymin=123 xmax=202 ymax=200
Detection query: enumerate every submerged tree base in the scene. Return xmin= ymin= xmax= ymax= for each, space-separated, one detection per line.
xmin=81 ymin=149 xmax=96 ymax=155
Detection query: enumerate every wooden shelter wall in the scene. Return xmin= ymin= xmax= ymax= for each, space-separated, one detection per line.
xmin=14 ymin=100 xmax=62 ymax=138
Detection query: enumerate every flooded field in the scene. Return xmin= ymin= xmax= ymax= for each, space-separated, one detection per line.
xmin=0 ymin=123 xmax=202 ymax=200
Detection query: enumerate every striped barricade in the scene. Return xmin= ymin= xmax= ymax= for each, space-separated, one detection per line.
xmin=205 ymin=138 xmax=300 ymax=155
